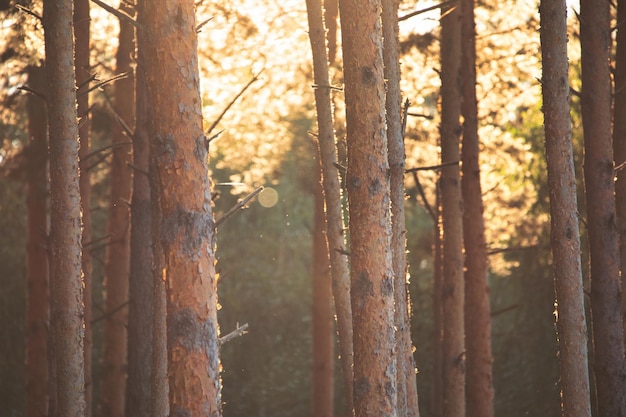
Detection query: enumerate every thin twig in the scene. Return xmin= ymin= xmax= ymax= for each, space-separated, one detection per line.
xmin=219 ymin=323 xmax=249 ymax=345
xmin=17 ymin=85 xmax=47 ymax=103
xmin=81 ymin=141 xmax=132 ymax=163
xmin=206 ymin=129 xmax=224 ymax=146
xmin=127 ymin=163 xmax=149 ymax=177
xmin=91 ymin=301 xmax=130 ymax=325
xmin=196 ymin=16 xmax=214 ymax=32
xmin=487 ymin=244 xmax=539 ymax=255
xmin=15 ymin=4 xmax=42 ymax=20
xmin=89 ymin=0 xmax=138 ymax=28
xmin=398 ymin=0 xmax=456 ymax=22
xmin=206 ymin=71 xmax=262 ymax=136
xmin=215 ymin=186 xmax=264 ymax=229
xmin=405 ymin=160 xmax=459 ymax=173
xmin=80 ymin=72 xmax=129 ymax=97
xmin=401 ymin=98 xmax=410 ymax=140
xmin=412 ymin=171 xmax=437 ymax=222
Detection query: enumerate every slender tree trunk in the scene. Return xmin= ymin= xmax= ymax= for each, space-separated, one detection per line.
xmin=539 ymin=1 xmax=592 ymax=416
xmin=431 ymin=179 xmax=443 ymax=417
xmin=580 ymin=0 xmax=626 ymax=413
xmin=102 ymin=3 xmax=135 ymax=416
xmin=439 ymin=3 xmax=465 ymax=417
xmin=43 ymin=0 xmax=86 ymax=415
xmin=382 ymin=1 xmax=419 ymax=416
xmin=125 ymin=13 xmax=154 ymax=417
xmin=324 ymin=0 xmax=339 ymax=65
xmin=312 ymin=152 xmax=335 ymax=417
xmin=460 ymin=0 xmax=494 ymax=416
xmin=338 ymin=1 xmax=397 ymax=416
xmin=615 ymin=0 xmax=626 ymax=346
xmin=73 ymin=1 xmax=92 ymax=414
xmin=304 ymin=0 xmax=354 ymax=413
xmin=144 ymin=0 xmax=222 ymax=415
xmin=25 ymin=64 xmax=49 ymax=417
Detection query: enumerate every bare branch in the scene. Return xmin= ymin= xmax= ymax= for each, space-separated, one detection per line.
xmin=80 ymin=72 xmax=129 ymax=97
xmin=398 ymin=0 xmax=456 ymax=22
xmin=196 ymin=16 xmax=214 ymax=32
xmin=15 ymin=4 xmax=42 ymax=20
xmin=215 ymin=186 xmax=264 ymax=229
xmin=219 ymin=323 xmax=249 ymax=345
xmin=411 ymin=171 xmax=437 ymax=222
xmin=405 ymin=160 xmax=459 ymax=173
xmin=89 ymin=0 xmax=138 ymax=28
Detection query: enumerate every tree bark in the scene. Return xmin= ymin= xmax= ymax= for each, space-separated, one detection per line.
xmin=539 ymin=1 xmax=592 ymax=416
xmin=580 ymin=0 xmax=626 ymax=413
xmin=25 ymin=64 xmax=49 ymax=417
xmin=43 ymin=0 xmax=87 ymax=415
xmin=439 ymin=3 xmax=465 ymax=417
xmin=338 ymin=1 xmax=396 ymax=416
xmin=382 ymin=1 xmax=419 ymax=416
xmin=460 ymin=0 xmax=494 ymax=416
xmin=143 ymin=0 xmax=222 ymax=415
xmin=304 ymin=0 xmax=354 ymax=414
xmin=312 ymin=151 xmax=335 ymax=417
xmin=102 ymin=3 xmax=135 ymax=416
xmin=431 ymin=181 xmax=443 ymax=417
xmin=125 ymin=10 xmax=154 ymax=416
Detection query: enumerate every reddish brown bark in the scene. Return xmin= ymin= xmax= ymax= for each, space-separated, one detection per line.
xmin=102 ymin=3 xmax=135 ymax=416
xmin=338 ymin=1 xmax=397 ymax=416
xmin=539 ymin=0 xmax=591 ymax=415
xmin=144 ymin=0 xmax=221 ymax=415
xmin=580 ymin=0 xmax=626 ymax=413
xmin=43 ymin=0 xmax=87 ymax=414
xmin=305 ymin=0 xmax=354 ymax=413
xmin=25 ymin=64 xmax=49 ymax=417
xmin=460 ymin=0 xmax=494 ymax=416
xmin=439 ymin=3 xmax=465 ymax=417
xmin=312 ymin=153 xmax=335 ymax=417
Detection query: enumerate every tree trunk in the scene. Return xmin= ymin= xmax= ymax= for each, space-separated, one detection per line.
xmin=143 ymin=0 xmax=222 ymax=415
xmin=125 ymin=11 xmax=154 ymax=416
xmin=615 ymin=0 xmax=626 ymax=345
xmin=312 ymin=151 xmax=335 ymax=417
xmin=25 ymin=64 xmax=49 ymax=417
xmin=324 ymin=0 xmax=339 ymax=65
xmin=338 ymin=1 xmax=396 ymax=416
xmin=304 ymin=0 xmax=354 ymax=413
xmin=580 ymin=0 xmax=626 ymax=413
xmin=431 ymin=180 xmax=443 ymax=417
xmin=439 ymin=3 xmax=465 ymax=417
xmin=382 ymin=1 xmax=419 ymax=416
xmin=73 ymin=0 xmax=92 ymax=414
xmin=460 ymin=0 xmax=494 ymax=416
xmin=539 ymin=1 xmax=592 ymax=416
xmin=102 ymin=3 xmax=135 ymax=416
xmin=43 ymin=0 xmax=87 ymax=415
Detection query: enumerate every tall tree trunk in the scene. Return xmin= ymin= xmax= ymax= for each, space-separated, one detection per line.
xmin=43 ymin=0 xmax=87 ymax=415
xmin=338 ymin=1 xmax=397 ymax=416
xmin=125 ymin=13 xmax=154 ymax=417
xmin=312 ymin=151 xmax=335 ymax=417
xmin=460 ymin=0 xmax=494 ymax=416
xmin=615 ymin=0 xmax=626 ymax=347
xmin=580 ymin=0 xmax=626 ymax=413
xmin=431 ymin=179 xmax=443 ymax=417
xmin=73 ymin=0 xmax=92 ymax=414
xmin=539 ymin=1 xmax=592 ymax=416
xmin=439 ymin=3 xmax=465 ymax=417
xmin=25 ymin=64 xmax=49 ymax=417
xmin=304 ymin=0 xmax=354 ymax=414
xmin=382 ymin=1 xmax=419 ymax=416
xmin=324 ymin=0 xmax=339 ymax=65
xmin=102 ymin=3 xmax=135 ymax=416
xmin=143 ymin=0 xmax=222 ymax=415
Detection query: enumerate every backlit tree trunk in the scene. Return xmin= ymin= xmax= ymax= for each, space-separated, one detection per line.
xmin=431 ymin=181 xmax=443 ymax=417
xmin=125 ymin=10 xmax=154 ymax=416
xmin=43 ymin=0 xmax=87 ymax=415
xmin=580 ymin=0 xmax=626 ymax=413
xmin=460 ymin=0 xmax=494 ymax=416
xmin=338 ymin=1 xmax=397 ymax=416
xmin=439 ymin=3 xmax=465 ymax=417
xmin=102 ymin=3 xmax=134 ymax=416
xmin=382 ymin=1 xmax=419 ymax=415
xmin=25 ymin=64 xmax=49 ymax=417
xmin=304 ymin=0 xmax=354 ymax=413
xmin=539 ymin=0 xmax=592 ymax=415
xmin=143 ymin=0 xmax=222 ymax=415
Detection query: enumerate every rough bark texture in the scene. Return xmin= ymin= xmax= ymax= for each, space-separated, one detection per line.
xmin=382 ymin=1 xmax=419 ymax=416
xmin=43 ymin=0 xmax=87 ymax=415
xmin=439 ymin=4 xmax=465 ymax=417
xmin=125 ymin=14 xmax=154 ymax=417
xmin=102 ymin=3 xmax=135 ymax=416
xmin=312 ymin=153 xmax=335 ymax=417
xmin=25 ymin=64 xmax=49 ymax=417
xmin=615 ymin=0 xmax=626 ymax=347
xmin=144 ymin=0 xmax=222 ymax=416
xmin=73 ymin=0 xmax=92 ymax=414
xmin=305 ymin=0 xmax=354 ymax=413
xmin=460 ymin=0 xmax=494 ymax=416
xmin=539 ymin=1 xmax=592 ymax=416
xmin=338 ymin=1 xmax=397 ymax=416
xmin=580 ymin=0 xmax=626 ymax=413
